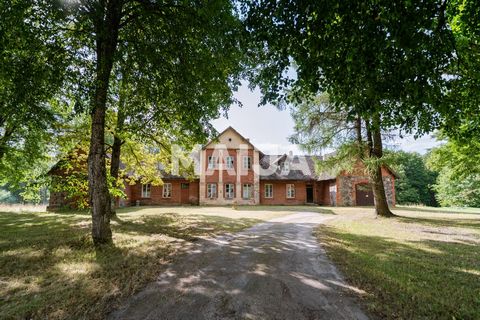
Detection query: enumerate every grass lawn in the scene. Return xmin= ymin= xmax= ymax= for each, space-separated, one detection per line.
xmin=316 ymin=206 xmax=480 ymax=319
xmin=0 ymin=206 xmax=295 ymax=319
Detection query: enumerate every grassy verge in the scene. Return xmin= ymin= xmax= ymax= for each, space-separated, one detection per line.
xmin=0 ymin=207 xmax=286 ymax=319
xmin=316 ymin=207 xmax=480 ymax=319
xmin=234 ymin=205 xmax=335 ymax=214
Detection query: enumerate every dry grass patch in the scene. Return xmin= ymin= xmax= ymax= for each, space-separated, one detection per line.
xmin=0 ymin=207 xmax=269 ymax=319
xmin=316 ymin=206 xmax=480 ymax=319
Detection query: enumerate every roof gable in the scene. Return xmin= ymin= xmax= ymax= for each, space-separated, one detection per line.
xmin=203 ymin=126 xmax=258 ymax=150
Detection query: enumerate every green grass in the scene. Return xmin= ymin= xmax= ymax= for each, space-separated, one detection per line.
xmin=316 ymin=207 xmax=480 ymax=319
xmin=0 ymin=206 xmax=289 ymax=319
xmin=396 ymin=204 xmax=480 ymax=215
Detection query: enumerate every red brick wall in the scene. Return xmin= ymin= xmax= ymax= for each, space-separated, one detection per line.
xmin=260 ymin=180 xmax=308 ymax=205
xmin=238 ymin=149 xmax=255 ymax=184
xmin=126 ymin=179 xmax=199 ymax=206
xmin=222 ymin=149 xmax=237 ymax=184
xmin=204 ymin=149 xmax=220 ymax=183
xmin=204 ymin=148 xmax=255 ymax=199
xmin=316 ymin=180 xmax=334 ymax=205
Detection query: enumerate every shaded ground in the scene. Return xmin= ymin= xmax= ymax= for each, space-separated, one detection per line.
xmin=317 ymin=207 xmax=480 ymax=319
xmin=109 ymin=212 xmax=368 ymax=320
xmin=0 ymin=208 xmax=290 ymax=319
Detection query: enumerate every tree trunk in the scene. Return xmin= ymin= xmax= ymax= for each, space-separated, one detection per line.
xmin=0 ymin=121 xmax=16 ymax=160
xmin=365 ymin=118 xmax=373 ymax=157
xmin=109 ymin=107 xmax=125 ymax=217
xmin=88 ymin=0 xmax=123 ymax=246
xmin=355 ymin=115 xmax=363 ymax=156
xmin=369 ymin=115 xmax=394 ymax=217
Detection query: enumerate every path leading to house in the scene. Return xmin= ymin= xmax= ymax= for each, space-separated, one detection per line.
xmin=109 ymin=212 xmax=368 ymax=320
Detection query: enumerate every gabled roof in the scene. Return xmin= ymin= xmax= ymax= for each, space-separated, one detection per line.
xmin=259 ymin=154 xmax=336 ymax=181
xmin=383 ymin=165 xmax=400 ymax=179
xmin=203 ymin=126 xmax=263 ymax=154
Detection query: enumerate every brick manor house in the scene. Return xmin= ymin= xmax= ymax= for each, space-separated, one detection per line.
xmin=47 ymin=127 xmax=396 ymax=210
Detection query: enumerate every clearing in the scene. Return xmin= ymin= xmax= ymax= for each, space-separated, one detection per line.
xmin=317 ymin=206 xmax=480 ymax=319
xmin=2 ymin=205 xmax=478 ymax=319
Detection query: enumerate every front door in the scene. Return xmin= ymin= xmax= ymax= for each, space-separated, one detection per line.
xmin=356 ymin=183 xmax=374 ymax=206
xmin=181 ymin=183 xmax=189 ymax=203
xmin=306 ymin=185 xmax=314 ymax=203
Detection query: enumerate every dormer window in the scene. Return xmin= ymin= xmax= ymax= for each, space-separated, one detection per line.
xmin=281 ymin=162 xmax=290 ymax=175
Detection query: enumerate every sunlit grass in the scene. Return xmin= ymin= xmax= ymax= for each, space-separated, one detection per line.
xmin=0 ymin=207 xmax=288 ymax=319
xmin=0 ymin=203 xmax=47 ymax=212
xmin=317 ymin=207 xmax=480 ymax=319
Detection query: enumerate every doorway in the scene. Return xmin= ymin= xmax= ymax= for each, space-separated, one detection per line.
xmin=306 ymin=185 xmax=314 ymax=203
xmin=181 ymin=183 xmax=190 ymax=203
xmin=355 ymin=183 xmax=374 ymax=206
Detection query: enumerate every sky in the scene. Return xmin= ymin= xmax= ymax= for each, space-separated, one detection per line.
xmin=211 ymin=82 xmax=443 ymax=155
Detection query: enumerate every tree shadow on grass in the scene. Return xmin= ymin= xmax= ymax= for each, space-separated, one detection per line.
xmin=112 ymin=213 xmax=263 ymax=241
xmin=0 ymin=211 xmax=89 ymax=247
xmin=395 ymin=206 xmax=480 ymax=215
xmin=0 ymin=210 xmax=264 ymax=319
xmin=394 ymin=215 xmax=480 ymax=230
xmin=319 ymin=225 xmax=480 ymax=319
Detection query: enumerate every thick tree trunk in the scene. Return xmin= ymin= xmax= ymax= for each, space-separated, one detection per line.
xmin=89 ymin=103 xmax=113 ymax=244
xmin=369 ymin=116 xmax=394 ymax=217
xmin=109 ymin=108 xmax=125 ymax=217
xmin=88 ymin=0 xmax=123 ymax=246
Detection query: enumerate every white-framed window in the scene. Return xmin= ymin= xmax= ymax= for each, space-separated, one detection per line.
xmin=208 ymin=156 xmax=217 ymax=169
xmin=225 ymin=183 xmax=235 ymax=199
xmin=286 ymin=184 xmax=295 ymax=199
xmin=243 ymin=184 xmax=252 ymax=199
xmin=264 ymin=184 xmax=273 ymax=198
xmin=243 ymin=156 xmax=252 ymax=169
xmin=162 ymin=183 xmax=172 ymax=198
xmin=141 ymin=183 xmax=151 ymax=198
xmin=207 ymin=183 xmax=217 ymax=198
xmin=225 ymin=156 xmax=234 ymax=169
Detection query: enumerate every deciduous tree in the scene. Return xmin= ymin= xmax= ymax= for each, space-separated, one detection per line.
xmin=0 ymin=0 xmax=70 ymax=201
xmin=49 ymin=0 xmax=244 ymax=244
xmin=244 ymin=0 xmax=454 ymax=216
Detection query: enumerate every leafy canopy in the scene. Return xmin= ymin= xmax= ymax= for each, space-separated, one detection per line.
xmin=244 ymin=0 xmax=455 ymax=135
xmin=427 ymin=135 xmax=480 ymax=207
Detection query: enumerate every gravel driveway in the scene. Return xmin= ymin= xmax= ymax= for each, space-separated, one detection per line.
xmin=109 ymin=212 xmax=368 ymax=320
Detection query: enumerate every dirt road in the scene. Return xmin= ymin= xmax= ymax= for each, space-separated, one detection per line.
xmin=109 ymin=212 xmax=368 ymax=320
